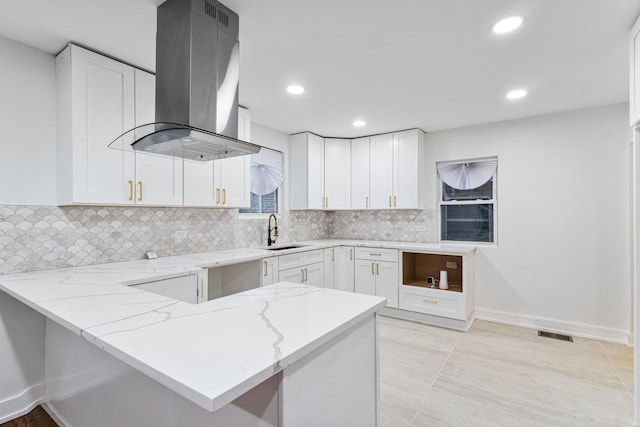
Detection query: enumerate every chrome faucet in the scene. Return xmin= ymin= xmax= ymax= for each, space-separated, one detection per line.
xmin=267 ymin=214 xmax=278 ymax=246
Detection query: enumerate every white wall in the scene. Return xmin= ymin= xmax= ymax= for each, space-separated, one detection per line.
xmin=0 ymin=36 xmax=57 ymax=205
xmin=426 ymin=103 xmax=632 ymax=340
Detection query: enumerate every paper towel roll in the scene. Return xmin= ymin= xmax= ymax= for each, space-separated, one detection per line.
xmin=439 ymin=270 xmax=448 ymax=290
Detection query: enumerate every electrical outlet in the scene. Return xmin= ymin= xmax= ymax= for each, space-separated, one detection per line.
xmin=175 ymin=230 xmax=187 ymax=239
xmin=416 ymin=226 xmax=427 ymax=232
xmin=446 ymin=261 xmax=458 ymax=269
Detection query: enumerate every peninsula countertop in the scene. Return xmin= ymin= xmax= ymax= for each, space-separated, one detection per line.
xmin=0 ymin=239 xmax=473 ymax=411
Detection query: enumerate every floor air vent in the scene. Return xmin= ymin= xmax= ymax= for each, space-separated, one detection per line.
xmin=538 ymin=331 xmax=573 ymax=342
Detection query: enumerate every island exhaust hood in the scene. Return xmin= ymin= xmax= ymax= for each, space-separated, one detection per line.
xmin=109 ymin=0 xmax=260 ymax=162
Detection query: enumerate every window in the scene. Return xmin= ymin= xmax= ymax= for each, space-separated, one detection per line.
xmin=437 ymin=158 xmax=497 ymax=243
xmin=239 ymin=147 xmax=284 ymax=215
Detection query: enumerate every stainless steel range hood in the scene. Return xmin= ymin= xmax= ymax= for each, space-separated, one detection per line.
xmin=109 ymin=0 xmax=260 ymax=162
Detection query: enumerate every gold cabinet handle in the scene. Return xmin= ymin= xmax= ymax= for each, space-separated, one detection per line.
xmin=371 ymin=263 xmax=374 ymax=275
xmin=128 ymin=180 xmax=133 ymax=201
xmin=388 ymin=195 xmax=392 ymax=207
xmin=326 ymin=196 xmax=328 ymax=208
xmin=331 ymin=248 xmax=335 ymax=261
xmin=349 ymin=249 xmax=353 ymax=261
xmin=301 ymin=269 xmax=305 ymax=283
xmin=199 ymin=278 xmax=204 ymax=301
xmin=423 ymin=298 xmax=438 ymax=304
xmin=370 ymin=253 xmax=382 ymax=257
xmin=376 ymin=262 xmax=379 ymax=276
xmin=394 ymin=195 xmax=397 ymax=208
xmin=222 ymin=188 xmax=227 ymax=205
xmin=365 ymin=196 xmax=369 ymax=208
xmin=263 ymin=260 xmax=268 ymax=277
xmin=216 ymin=188 xmax=220 ymax=205
xmin=138 ymin=181 xmax=143 ymax=201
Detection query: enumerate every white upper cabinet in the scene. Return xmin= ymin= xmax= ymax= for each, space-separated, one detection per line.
xmin=133 ymin=70 xmax=183 ymax=206
xmin=212 ymin=107 xmax=251 ymax=208
xmin=351 ymin=137 xmax=370 ymax=209
xmin=370 ymin=129 xmax=427 ymax=210
xmin=324 ymin=139 xmax=351 ymax=210
xmin=631 ymin=15 xmax=640 ymax=126
xmin=393 ymin=130 xmax=422 ymax=209
xmin=290 ymin=133 xmax=325 ymax=209
xmin=57 ymin=44 xmax=135 ymax=205
xmin=369 ymin=133 xmax=394 ymax=209
xmin=214 ymin=156 xmax=250 ymax=208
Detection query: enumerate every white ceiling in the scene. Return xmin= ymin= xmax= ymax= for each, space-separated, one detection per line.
xmin=1 ymin=0 xmax=639 ymax=137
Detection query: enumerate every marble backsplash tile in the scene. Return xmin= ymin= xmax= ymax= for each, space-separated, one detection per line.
xmin=0 ymin=204 xmax=434 ymax=275
xmin=0 ymin=205 xmax=328 ymax=274
xmin=327 ymin=209 xmax=436 ymax=243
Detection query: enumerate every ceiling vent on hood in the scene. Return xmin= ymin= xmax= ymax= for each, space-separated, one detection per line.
xmin=109 ymin=0 xmax=260 ymax=162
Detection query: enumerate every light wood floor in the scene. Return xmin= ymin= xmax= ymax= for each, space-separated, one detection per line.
xmin=379 ymin=316 xmax=634 ymax=427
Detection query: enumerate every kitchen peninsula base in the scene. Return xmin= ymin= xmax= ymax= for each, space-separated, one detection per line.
xmin=44 ymin=313 xmax=379 ymax=427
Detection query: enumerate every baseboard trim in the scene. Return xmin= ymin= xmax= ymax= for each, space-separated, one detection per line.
xmin=43 ymin=402 xmax=68 ymax=427
xmin=475 ymin=308 xmax=632 ymax=345
xmin=0 ymin=383 xmax=45 ymax=424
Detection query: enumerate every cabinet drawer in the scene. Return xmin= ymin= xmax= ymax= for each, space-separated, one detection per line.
xmin=303 ymin=249 xmax=324 ymax=265
xmin=278 ymin=252 xmax=306 ymax=270
xmin=399 ymin=286 xmax=465 ymax=320
xmin=355 ymin=247 xmax=398 ymax=262
xmin=278 ymin=249 xmax=323 ymax=271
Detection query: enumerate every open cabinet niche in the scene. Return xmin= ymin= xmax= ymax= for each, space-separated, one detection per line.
xmin=402 ymin=253 xmax=464 ymax=292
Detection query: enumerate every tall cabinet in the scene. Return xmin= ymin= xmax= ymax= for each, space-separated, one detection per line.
xmin=57 ymin=44 xmax=136 ymax=205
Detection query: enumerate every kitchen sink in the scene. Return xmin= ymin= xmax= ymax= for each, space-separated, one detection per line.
xmin=264 ymin=244 xmax=309 ymax=251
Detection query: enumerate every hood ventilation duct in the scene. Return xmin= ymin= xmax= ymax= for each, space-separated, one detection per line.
xmin=109 ymin=0 xmax=260 ymax=162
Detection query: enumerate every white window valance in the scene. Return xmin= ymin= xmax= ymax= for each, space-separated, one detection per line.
xmin=250 ymin=147 xmax=284 ymax=196
xmin=437 ymin=158 xmax=497 ymax=190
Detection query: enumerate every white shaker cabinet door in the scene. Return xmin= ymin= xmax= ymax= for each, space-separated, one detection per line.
xmin=183 ymin=161 xmax=215 ymax=206
xmin=304 ymin=263 xmax=324 ymax=288
xmin=393 ymin=130 xmax=420 ymax=209
xmin=376 ymin=261 xmax=399 ymax=308
xmin=307 ymin=133 xmax=325 ymax=209
xmin=279 ymin=267 xmax=304 ymax=285
xmin=261 ymin=257 xmax=279 ymax=286
xmin=323 ymin=248 xmax=335 ymax=289
xmin=369 ymin=133 xmax=394 ymax=209
xmin=354 ymin=260 xmax=376 ymax=296
xmin=324 ymin=139 xmax=351 ymax=210
xmin=334 ymin=246 xmax=355 ymax=292
xmin=350 ymin=137 xmax=370 ymax=209
xmin=60 ymin=45 xmax=136 ymax=205
xmin=133 ymin=70 xmax=183 ymax=206
xmin=214 ymin=156 xmax=251 ymax=208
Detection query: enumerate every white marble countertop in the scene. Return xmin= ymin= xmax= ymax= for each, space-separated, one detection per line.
xmin=0 ymin=239 xmax=472 ymax=412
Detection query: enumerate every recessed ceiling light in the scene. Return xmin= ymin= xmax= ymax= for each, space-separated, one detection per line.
xmin=506 ymin=89 xmax=527 ymax=100
xmin=353 ymin=120 xmax=366 ymax=127
xmin=492 ymin=16 xmax=523 ymax=34
xmin=286 ymin=85 xmax=305 ymax=95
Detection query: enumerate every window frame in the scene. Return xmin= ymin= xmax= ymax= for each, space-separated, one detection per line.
xmin=238 ymin=188 xmax=282 ymax=219
xmin=436 ymin=157 xmax=498 ymax=246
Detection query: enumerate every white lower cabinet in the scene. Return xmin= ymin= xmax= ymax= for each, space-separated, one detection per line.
xmin=279 ymin=263 xmax=323 ymax=287
xmin=354 ymin=247 xmax=398 ymax=308
xmin=278 ymin=249 xmax=324 ymax=287
xmin=334 ymin=246 xmax=355 ymax=292
xmin=261 ymin=257 xmax=279 ymax=286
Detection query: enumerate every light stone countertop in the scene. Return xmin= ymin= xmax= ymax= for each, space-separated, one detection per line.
xmin=0 ymin=239 xmax=473 ymax=412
